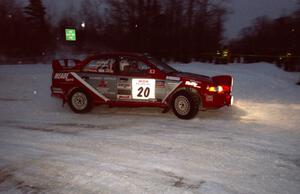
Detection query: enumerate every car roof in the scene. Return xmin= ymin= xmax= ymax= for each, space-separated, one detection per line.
xmin=86 ymin=52 xmax=146 ymax=60
xmin=78 ymin=52 xmax=152 ymax=69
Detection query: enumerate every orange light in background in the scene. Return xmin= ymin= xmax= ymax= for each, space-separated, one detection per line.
xmin=223 ymin=50 xmax=229 ymax=57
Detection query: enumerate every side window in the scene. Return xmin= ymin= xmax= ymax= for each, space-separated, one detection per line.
xmin=84 ymin=58 xmax=115 ymax=73
xmin=119 ymin=58 xmax=150 ymax=74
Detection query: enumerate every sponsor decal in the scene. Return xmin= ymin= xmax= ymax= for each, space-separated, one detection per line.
xmin=54 ymin=73 xmax=74 ymax=81
xmin=117 ymin=95 xmax=131 ymax=100
xmin=119 ymin=78 xmax=130 ymax=83
xmin=96 ymin=59 xmax=115 ymax=73
xmin=106 ymin=91 xmax=116 ymax=95
xmin=132 ymin=79 xmax=156 ymax=99
xmin=98 ymin=79 xmax=108 ymax=88
xmin=118 ymin=89 xmax=131 ymax=95
xmin=117 ymin=83 xmax=131 ymax=89
xmin=52 ymin=87 xmax=63 ymax=94
xmin=104 ymin=77 xmax=117 ymax=81
xmin=166 ymin=76 xmax=180 ymax=81
xmin=97 ymin=68 xmax=113 ymax=73
xmin=54 ymin=73 xmax=68 ymax=79
xmin=85 ymin=59 xmax=115 ymax=73
xmin=87 ymin=67 xmax=98 ymax=72
xmin=185 ymin=80 xmax=201 ymax=88
xmin=206 ymin=95 xmax=213 ymax=102
xmin=156 ymin=81 xmax=165 ymax=88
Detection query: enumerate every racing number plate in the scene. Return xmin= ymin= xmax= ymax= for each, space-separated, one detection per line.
xmin=132 ymin=79 xmax=155 ymax=100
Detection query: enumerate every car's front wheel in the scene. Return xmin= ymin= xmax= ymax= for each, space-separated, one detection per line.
xmin=68 ymin=88 xmax=92 ymax=113
xmin=172 ymin=91 xmax=200 ymax=119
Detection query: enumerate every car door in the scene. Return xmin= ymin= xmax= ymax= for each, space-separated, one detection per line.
xmin=116 ymin=56 xmax=164 ymax=102
xmin=80 ymin=57 xmax=118 ymax=100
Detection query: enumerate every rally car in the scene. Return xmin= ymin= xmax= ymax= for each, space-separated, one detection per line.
xmin=51 ymin=52 xmax=233 ymax=119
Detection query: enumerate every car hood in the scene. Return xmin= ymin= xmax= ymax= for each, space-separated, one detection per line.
xmin=168 ymin=71 xmax=213 ymax=83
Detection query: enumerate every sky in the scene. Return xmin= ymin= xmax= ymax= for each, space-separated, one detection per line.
xmin=225 ymin=0 xmax=298 ymax=39
xmin=17 ymin=0 xmax=298 ymax=39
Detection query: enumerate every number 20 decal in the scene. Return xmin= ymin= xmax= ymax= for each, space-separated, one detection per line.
xmin=137 ymin=87 xmax=150 ymax=98
xmin=132 ymin=79 xmax=155 ymax=99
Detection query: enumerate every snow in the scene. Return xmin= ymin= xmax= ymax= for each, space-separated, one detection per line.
xmin=0 ymin=62 xmax=299 ymax=194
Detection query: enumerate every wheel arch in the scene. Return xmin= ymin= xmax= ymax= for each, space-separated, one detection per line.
xmin=65 ymin=86 xmax=101 ymax=106
xmin=171 ymin=88 xmax=201 ymax=119
xmin=167 ymin=86 xmax=202 ymax=107
xmin=66 ymin=86 xmax=90 ymax=100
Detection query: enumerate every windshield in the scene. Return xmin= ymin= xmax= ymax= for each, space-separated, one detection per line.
xmin=148 ymin=57 xmax=177 ymax=74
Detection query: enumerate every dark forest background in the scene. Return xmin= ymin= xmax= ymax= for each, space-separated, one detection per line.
xmin=0 ymin=0 xmax=299 ymax=69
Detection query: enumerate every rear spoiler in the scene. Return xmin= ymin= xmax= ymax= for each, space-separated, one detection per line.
xmin=52 ymin=59 xmax=82 ymax=72
xmin=212 ymin=75 xmax=233 ymax=93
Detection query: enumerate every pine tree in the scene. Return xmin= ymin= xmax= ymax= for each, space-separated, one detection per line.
xmin=24 ymin=0 xmax=46 ymax=28
xmin=0 ymin=0 xmax=28 ymax=58
xmin=23 ymin=0 xmax=53 ymax=56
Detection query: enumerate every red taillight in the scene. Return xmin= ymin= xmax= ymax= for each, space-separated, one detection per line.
xmin=222 ymin=85 xmax=230 ymax=92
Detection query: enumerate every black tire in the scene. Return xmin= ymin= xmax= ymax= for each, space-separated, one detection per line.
xmin=171 ymin=91 xmax=200 ymax=119
xmin=68 ymin=88 xmax=92 ymax=113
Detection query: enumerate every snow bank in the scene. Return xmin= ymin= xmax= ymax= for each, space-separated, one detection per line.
xmin=0 ymin=62 xmax=299 ymax=194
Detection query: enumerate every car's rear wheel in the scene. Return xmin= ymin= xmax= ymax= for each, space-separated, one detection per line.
xmin=68 ymin=88 xmax=92 ymax=113
xmin=172 ymin=91 xmax=200 ymax=119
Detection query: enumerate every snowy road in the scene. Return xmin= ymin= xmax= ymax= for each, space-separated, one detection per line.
xmin=0 ymin=63 xmax=299 ymax=194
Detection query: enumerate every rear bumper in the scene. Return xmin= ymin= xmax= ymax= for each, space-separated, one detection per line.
xmin=226 ymin=94 xmax=234 ymax=106
xmin=202 ymin=93 xmax=233 ymax=109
